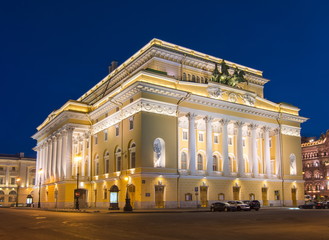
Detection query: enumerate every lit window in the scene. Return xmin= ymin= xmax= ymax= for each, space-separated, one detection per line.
xmin=197 ymin=154 xmax=203 ymax=170
xmin=129 ymin=118 xmax=134 ymax=130
xmin=181 ymin=152 xmax=187 ymax=169
xmin=115 ymin=148 xmax=122 ymax=171
xmin=214 ymin=134 xmax=219 ymax=144
xmin=182 ymin=130 xmax=188 ymax=140
xmin=213 ymin=155 xmax=218 ymax=171
xmin=274 ymin=190 xmax=280 ymax=200
xmin=198 ymin=132 xmax=204 ymax=142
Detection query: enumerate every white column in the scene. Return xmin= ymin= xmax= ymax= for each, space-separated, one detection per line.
xmin=52 ymin=136 xmax=58 ymax=179
xmin=249 ymin=124 xmax=259 ymax=178
xmin=65 ymin=127 xmax=74 ymax=179
xmin=188 ymin=113 xmax=197 ymax=175
xmin=275 ymin=129 xmax=281 ymax=177
xmin=61 ymin=130 xmax=67 ymax=178
xmin=236 ymin=121 xmax=245 ymax=177
xmin=220 ymin=119 xmax=230 ymax=176
xmin=82 ymin=136 xmax=86 ymax=177
xmin=35 ymin=147 xmax=40 ymax=186
xmin=263 ymin=127 xmax=271 ymax=178
xmin=47 ymin=139 xmax=52 ymax=179
xmin=205 ymin=116 xmax=213 ymax=175
xmin=42 ymin=143 xmax=47 ymax=181
xmin=57 ymin=134 xmax=63 ymax=179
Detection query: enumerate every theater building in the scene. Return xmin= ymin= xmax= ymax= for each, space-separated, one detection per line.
xmin=32 ymin=39 xmax=307 ymax=209
xmin=302 ymin=131 xmax=329 ymax=200
xmin=0 ymin=153 xmax=36 ymax=207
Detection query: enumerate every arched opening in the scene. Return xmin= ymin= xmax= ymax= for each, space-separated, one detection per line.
xmin=180 ymin=152 xmax=187 ymax=169
xmin=115 ymin=147 xmax=122 ymax=172
xmin=128 ymin=142 xmax=136 ymax=169
xmin=197 ymin=153 xmax=203 ymax=170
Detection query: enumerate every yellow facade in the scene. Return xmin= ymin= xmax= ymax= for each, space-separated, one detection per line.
xmin=32 ymin=39 xmax=307 ymax=209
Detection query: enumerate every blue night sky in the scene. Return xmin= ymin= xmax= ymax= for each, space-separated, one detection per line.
xmin=1 ymin=0 xmax=328 ymax=157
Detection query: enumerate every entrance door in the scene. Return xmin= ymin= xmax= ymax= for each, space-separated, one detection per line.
xmin=233 ymin=187 xmax=240 ymax=200
xmin=155 ymin=185 xmax=164 ymax=208
xmin=78 ymin=189 xmax=87 ymax=208
xmin=200 ymin=186 xmax=208 ymax=207
xmin=291 ymin=188 xmax=297 ymax=206
xmin=262 ymin=187 xmax=268 ymax=206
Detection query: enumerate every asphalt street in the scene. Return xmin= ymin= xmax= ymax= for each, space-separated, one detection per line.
xmin=0 ymin=208 xmax=328 ymax=240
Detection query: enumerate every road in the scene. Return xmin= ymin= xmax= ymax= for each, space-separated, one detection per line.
xmin=0 ymin=208 xmax=328 ymax=240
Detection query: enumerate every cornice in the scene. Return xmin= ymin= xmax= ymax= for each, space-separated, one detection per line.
xmin=32 ymin=112 xmax=90 ymax=140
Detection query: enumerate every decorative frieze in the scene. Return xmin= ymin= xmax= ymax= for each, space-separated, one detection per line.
xmin=281 ymin=125 xmax=301 ymax=137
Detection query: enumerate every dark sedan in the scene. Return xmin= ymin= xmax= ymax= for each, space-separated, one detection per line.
xmin=210 ymin=202 xmax=236 ymax=212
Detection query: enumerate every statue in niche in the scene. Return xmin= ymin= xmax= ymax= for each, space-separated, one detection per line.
xmin=153 ymin=138 xmax=165 ymax=168
xmin=290 ymin=154 xmax=297 ymax=175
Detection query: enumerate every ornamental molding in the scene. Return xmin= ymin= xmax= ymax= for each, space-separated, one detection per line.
xmin=32 ymin=111 xmax=90 ymax=140
xmin=281 ymin=125 xmax=301 ymax=137
xmin=91 ymin=98 xmax=177 ymax=135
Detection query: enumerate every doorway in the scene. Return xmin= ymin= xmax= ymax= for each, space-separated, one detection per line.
xmin=128 ymin=184 xmax=135 ymax=208
xmin=155 ymin=185 xmax=164 ymax=208
xmin=233 ymin=186 xmax=240 ymax=200
xmin=262 ymin=187 xmax=268 ymax=206
xmin=200 ymin=186 xmax=208 ymax=207
xmin=291 ymin=188 xmax=297 ymax=206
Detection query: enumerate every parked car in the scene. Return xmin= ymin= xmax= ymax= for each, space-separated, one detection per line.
xmin=242 ymin=200 xmax=261 ymax=211
xmin=315 ymin=201 xmax=326 ymax=209
xmin=210 ymin=202 xmax=236 ymax=212
xmin=298 ymin=202 xmax=315 ymax=209
xmin=322 ymin=201 xmax=329 ymax=209
xmin=227 ymin=200 xmax=251 ymax=211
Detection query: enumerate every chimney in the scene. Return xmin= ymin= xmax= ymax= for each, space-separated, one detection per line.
xmin=109 ymin=61 xmax=118 ymax=73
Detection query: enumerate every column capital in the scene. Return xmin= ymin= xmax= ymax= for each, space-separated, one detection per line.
xmin=204 ymin=116 xmax=214 ymax=123
xmin=248 ymin=123 xmax=259 ymax=130
xmin=262 ymin=126 xmax=271 ymax=132
xmin=234 ymin=121 xmax=245 ymax=128
xmin=187 ymin=112 xmax=197 ymax=121
xmin=219 ymin=119 xmax=230 ymax=126
xmin=274 ymin=128 xmax=280 ymax=135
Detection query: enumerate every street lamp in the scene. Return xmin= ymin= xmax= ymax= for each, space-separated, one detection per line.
xmin=123 ymin=176 xmax=133 ymax=212
xmin=74 ymin=154 xmax=82 ymax=210
xmin=16 ymin=177 xmax=21 ymax=207
xmin=38 ymin=168 xmax=43 ymax=208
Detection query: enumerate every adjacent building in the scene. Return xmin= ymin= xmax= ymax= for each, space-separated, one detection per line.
xmin=32 ymin=39 xmax=307 ymax=209
xmin=302 ymin=131 xmax=329 ymax=200
xmin=0 ymin=153 xmax=36 ymax=206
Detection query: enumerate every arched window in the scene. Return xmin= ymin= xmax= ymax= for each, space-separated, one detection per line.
xmin=187 ymin=74 xmax=191 ymax=81
xmin=9 ymin=190 xmax=17 ymax=202
xmin=250 ymin=193 xmax=255 ymax=200
xmin=196 ymin=76 xmax=200 ymax=83
xmin=212 ymin=155 xmax=218 ymax=171
xmin=229 ymin=155 xmax=237 ymax=172
xmin=201 ymin=77 xmax=204 ymax=83
xmin=0 ymin=190 xmax=4 ymax=202
xmin=153 ymin=138 xmax=165 ymax=168
xmin=104 ymin=151 xmax=110 ymax=173
xmin=192 ymin=75 xmax=196 ymax=82
xmin=182 ymin=73 xmax=187 ymax=81
xmin=115 ymin=148 xmax=122 ymax=172
xmin=197 ymin=154 xmax=203 ymax=170
xmin=94 ymin=155 xmax=99 ymax=175
xmin=129 ymin=142 xmax=136 ymax=169
xmin=181 ymin=152 xmax=187 ymax=169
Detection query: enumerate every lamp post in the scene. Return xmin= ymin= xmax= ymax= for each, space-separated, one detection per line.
xmin=74 ymin=154 xmax=82 ymax=210
xmin=123 ymin=176 xmax=133 ymax=212
xmin=16 ymin=177 xmax=21 ymax=207
xmin=38 ymin=168 xmax=43 ymax=208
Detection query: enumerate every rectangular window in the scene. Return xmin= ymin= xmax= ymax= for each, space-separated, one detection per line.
xmin=274 ymin=190 xmax=280 ymax=200
xmin=228 ymin=136 xmax=233 ymax=146
xmin=214 ymin=134 xmax=219 ymax=144
xmin=129 ymin=118 xmax=134 ymax=130
xmin=11 ymin=167 xmax=16 ymax=171
xmin=115 ymin=126 xmax=119 ymax=136
xmin=198 ymin=132 xmax=204 ymax=142
xmin=94 ymin=135 xmax=98 ymax=145
xmin=0 ymin=166 xmax=4 ymax=171
xmin=182 ymin=130 xmax=188 ymax=140
xmin=269 ymin=138 xmax=272 ymax=148
xmin=104 ymin=131 xmax=108 ymax=141
xmin=103 ymin=189 xmax=108 ymax=199
xmin=185 ymin=193 xmax=193 ymax=201
xmin=10 ymin=177 xmax=16 ymax=185
xmin=0 ymin=177 xmax=4 ymax=184
xmin=242 ymin=138 xmax=246 ymax=147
